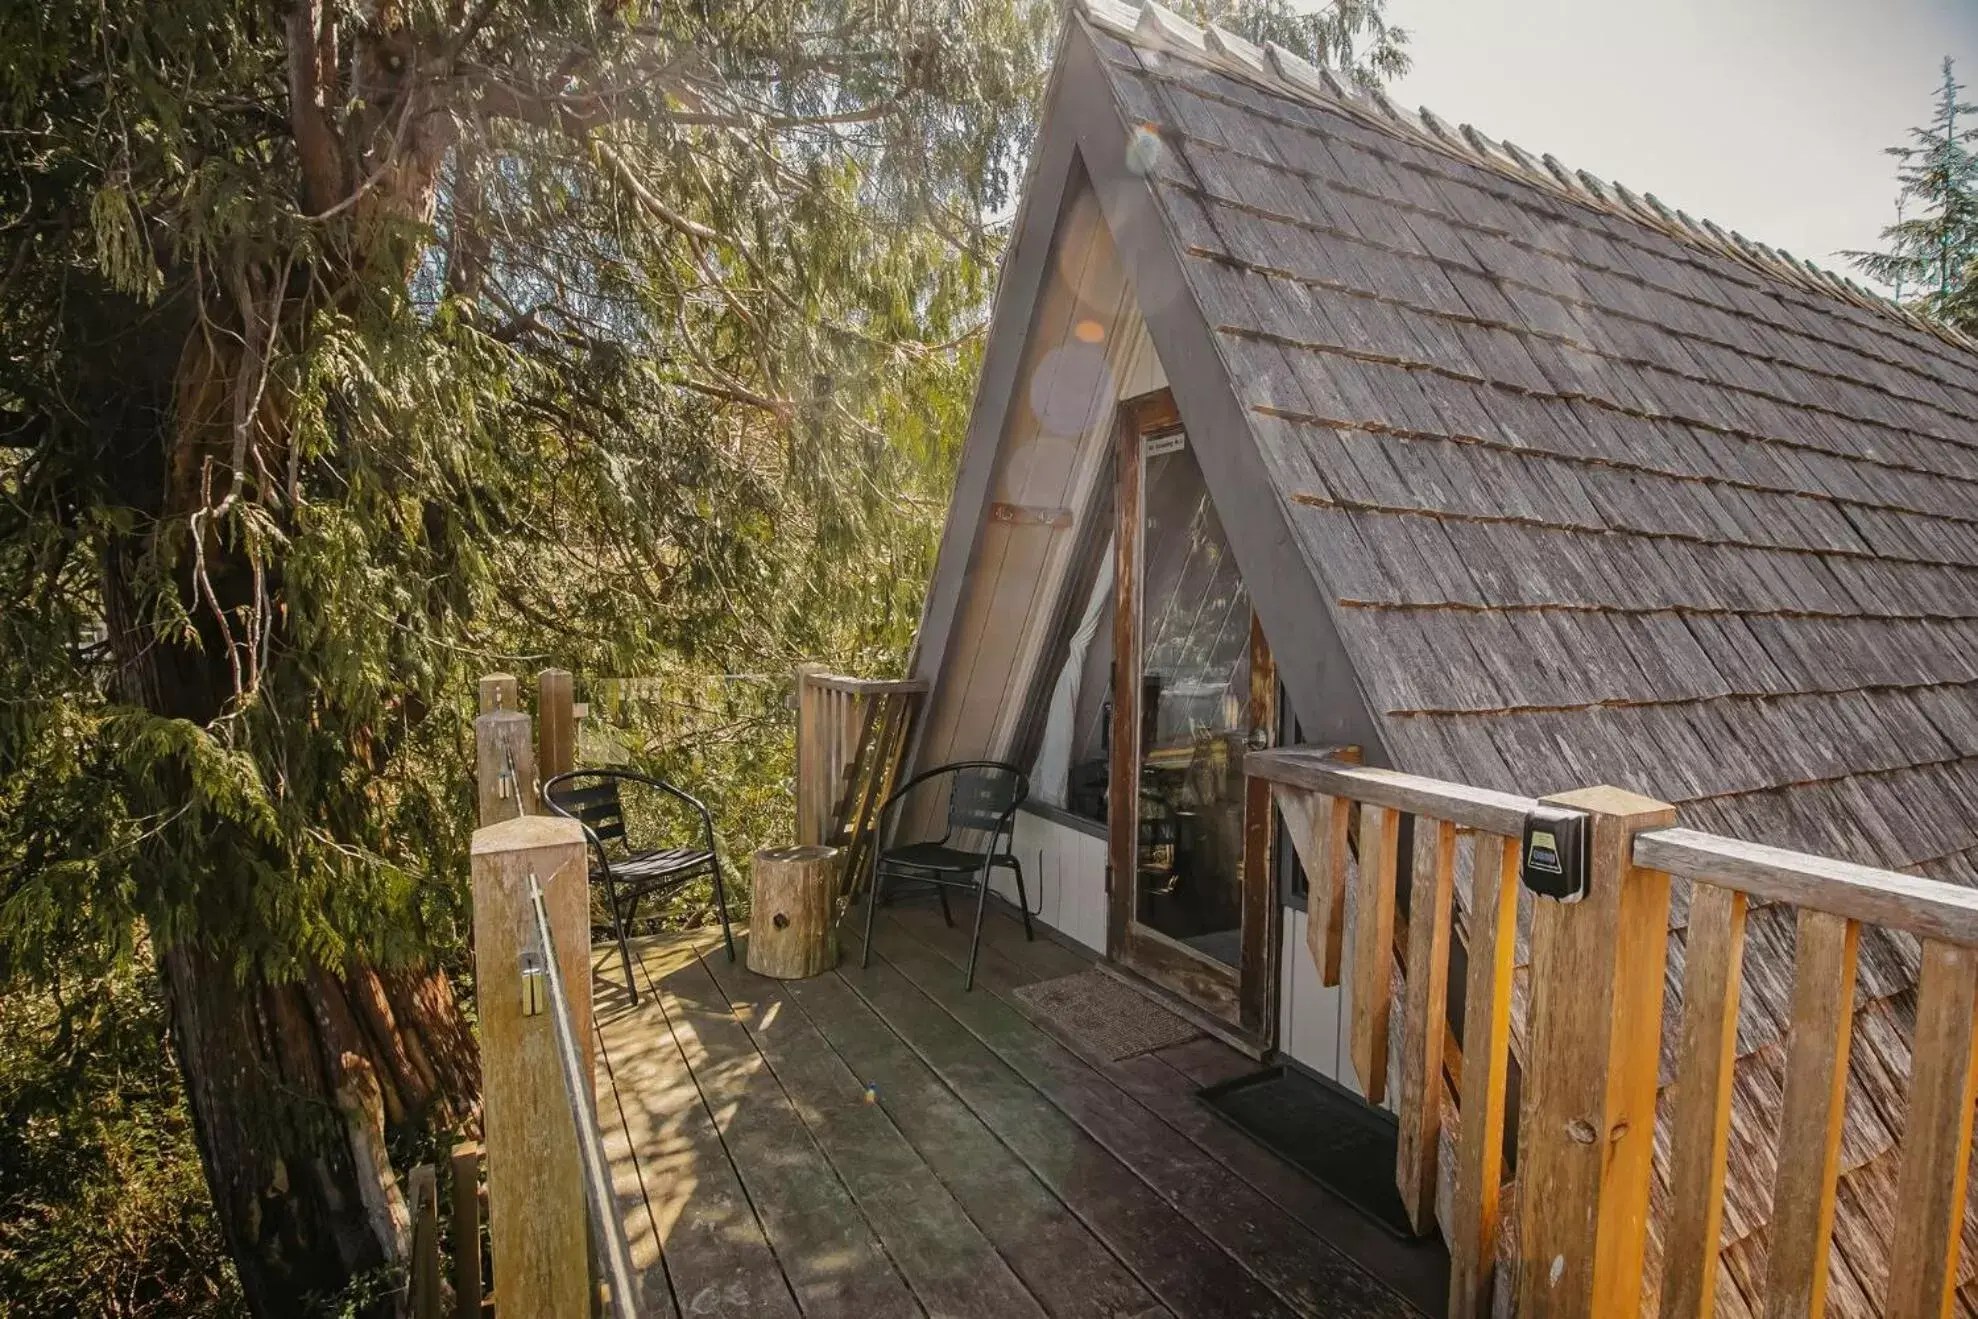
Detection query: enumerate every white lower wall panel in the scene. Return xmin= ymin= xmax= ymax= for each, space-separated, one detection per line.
xmin=1279 ymin=907 xmax=1346 ymax=1083
xmin=1002 ymin=808 xmax=1108 ymax=954
xmin=1279 ymin=904 xmax=1399 ymax=1110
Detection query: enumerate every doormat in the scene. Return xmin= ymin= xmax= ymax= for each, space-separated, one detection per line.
xmin=1199 ymin=1066 xmax=1420 ymax=1239
xmin=1011 ymin=970 xmax=1201 ymax=1061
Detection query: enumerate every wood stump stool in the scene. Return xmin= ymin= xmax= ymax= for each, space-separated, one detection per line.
xmin=747 ymin=845 xmax=840 ymax=979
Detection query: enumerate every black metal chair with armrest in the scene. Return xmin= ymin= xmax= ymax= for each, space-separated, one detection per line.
xmin=543 ymin=769 xmax=735 ymax=1004
xmin=859 ymin=760 xmax=1032 ymax=991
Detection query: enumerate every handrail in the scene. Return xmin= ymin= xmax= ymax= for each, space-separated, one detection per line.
xmin=1245 ymin=747 xmax=1539 ymax=836
xmin=525 ymin=871 xmax=641 ymax=1316
xmin=793 ymin=668 xmax=925 ymax=878
xmin=1635 ymin=826 xmax=1978 ymax=947
xmin=1250 ymin=743 xmax=1978 ymax=1319
xmin=801 ymin=673 xmax=929 ymax=696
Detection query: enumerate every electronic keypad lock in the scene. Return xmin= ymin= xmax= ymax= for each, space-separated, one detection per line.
xmin=1520 ymin=805 xmax=1591 ymax=903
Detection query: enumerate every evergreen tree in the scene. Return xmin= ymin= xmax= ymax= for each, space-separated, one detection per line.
xmin=1181 ymin=0 xmax=1411 ymax=88
xmin=0 ymin=1 xmax=1410 ymax=1309
xmin=1849 ymin=57 xmax=1978 ymax=332
xmin=0 ymin=2 xmax=1053 ymax=1310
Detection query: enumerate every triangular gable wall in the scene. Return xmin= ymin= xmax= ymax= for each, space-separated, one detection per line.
xmin=912 ymin=15 xmax=1388 ymax=775
xmin=911 ymin=167 xmax=1160 ymax=776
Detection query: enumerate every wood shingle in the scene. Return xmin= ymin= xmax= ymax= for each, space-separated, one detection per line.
xmin=1073 ymin=5 xmax=1978 ymax=1314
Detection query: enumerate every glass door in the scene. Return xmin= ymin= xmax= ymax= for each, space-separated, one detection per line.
xmin=1108 ymin=391 xmax=1277 ymax=1038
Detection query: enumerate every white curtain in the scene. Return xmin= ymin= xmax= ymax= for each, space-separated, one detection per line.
xmin=1032 ymin=536 xmax=1114 ymax=806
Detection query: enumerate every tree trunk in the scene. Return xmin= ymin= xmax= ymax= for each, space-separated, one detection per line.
xmin=95 ymin=298 xmax=482 ymax=1315
xmin=160 ymin=944 xmax=478 ymax=1313
xmin=75 ymin=12 xmax=480 ymax=1306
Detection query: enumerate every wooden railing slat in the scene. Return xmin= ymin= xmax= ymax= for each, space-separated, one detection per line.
xmin=836 ymin=693 xmax=895 ymax=897
xmin=1658 ymin=882 xmax=1749 ymax=1319
xmin=1885 ymin=938 xmax=1978 ymax=1319
xmin=1271 ymin=786 xmax=1350 ymax=988
xmin=1397 ymin=815 xmax=1456 ymax=1235
xmin=1351 ymin=803 xmax=1400 ymax=1105
xmin=796 ymin=665 xmax=824 ymax=846
xmin=1763 ymin=907 xmax=1861 ymax=1319
xmin=450 ymin=1142 xmax=484 ymax=1319
xmin=1316 ymin=794 xmax=1350 ymax=987
xmin=1447 ymin=832 xmax=1518 ymax=1319
xmin=409 ymin=1164 xmax=441 ymax=1319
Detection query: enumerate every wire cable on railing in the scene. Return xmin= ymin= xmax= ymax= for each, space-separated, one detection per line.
xmin=525 ymin=871 xmax=642 ymax=1315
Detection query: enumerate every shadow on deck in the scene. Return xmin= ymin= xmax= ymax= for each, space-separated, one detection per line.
xmin=591 ymin=900 xmax=1444 ymax=1319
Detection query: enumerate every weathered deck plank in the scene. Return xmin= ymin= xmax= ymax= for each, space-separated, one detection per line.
xmin=957 ymin=909 xmax=1442 ymax=1317
xmin=594 ymin=943 xmax=782 ymax=1319
xmin=762 ymin=956 xmax=1166 ymax=1319
xmin=690 ymin=934 xmax=1051 ymax=1319
xmin=595 ymin=911 xmax=1428 ymax=1319
xmin=868 ymin=906 xmax=1419 ymax=1319
xmin=889 ymin=905 xmax=1429 ymax=1318
xmin=593 ymin=994 xmax=683 ymax=1319
xmin=636 ymin=939 xmax=919 ymax=1319
xmin=843 ymin=946 xmax=1297 ymax=1316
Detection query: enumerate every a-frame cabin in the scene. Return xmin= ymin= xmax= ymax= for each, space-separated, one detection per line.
xmin=906 ymin=4 xmax=1978 ymax=1314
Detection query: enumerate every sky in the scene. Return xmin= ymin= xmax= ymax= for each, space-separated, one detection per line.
xmin=1356 ymin=0 xmax=1978 ymax=282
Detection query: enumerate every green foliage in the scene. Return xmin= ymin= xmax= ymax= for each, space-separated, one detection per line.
xmin=0 ymin=0 xmax=1410 ymax=1303
xmin=1179 ymin=0 xmax=1411 ymax=86
xmin=1 ymin=0 xmax=1052 ymax=1300
xmin=0 ymin=0 xmax=1054 ymax=985
xmin=1849 ymin=57 xmax=1978 ymax=331
xmin=0 ymin=956 xmax=241 ymax=1317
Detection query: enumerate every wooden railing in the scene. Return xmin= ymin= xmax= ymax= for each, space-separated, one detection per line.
xmin=404 ymin=1144 xmax=487 ymax=1318
xmin=463 ymin=662 xmax=923 ymax=1313
xmin=468 ymin=669 xmax=620 ymax=1315
xmin=1253 ymin=749 xmax=1546 ymax=1316
xmin=1639 ymin=830 xmax=1978 ymax=1319
xmin=792 ymin=668 xmax=926 ymax=899
xmin=1249 ymin=747 xmax=1978 ymax=1319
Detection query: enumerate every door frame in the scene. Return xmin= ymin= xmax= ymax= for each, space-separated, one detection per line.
xmin=1105 ymin=387 xmax=1281 ymax=1045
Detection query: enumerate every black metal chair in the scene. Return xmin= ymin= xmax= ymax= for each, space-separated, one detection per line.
xmin=544 ymin=769 xmax=735 ymax=1003
xmin=860 ymin=760 xmax=1031 ymax=990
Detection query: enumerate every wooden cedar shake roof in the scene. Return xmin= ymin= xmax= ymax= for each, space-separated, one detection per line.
xmin=1025 ymin=4 xmax=1978 ymax=1315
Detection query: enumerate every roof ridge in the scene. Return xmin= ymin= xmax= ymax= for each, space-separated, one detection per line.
xmin=1075 ymin=0 xmax=1978 ymax=358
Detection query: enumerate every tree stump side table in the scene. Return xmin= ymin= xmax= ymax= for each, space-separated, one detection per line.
xmin=746 ymin=845 xmax=840 ymax=979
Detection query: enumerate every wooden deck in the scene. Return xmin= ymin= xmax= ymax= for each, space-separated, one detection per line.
xmin=592 ymin=899 xmax=1443 ymax=1318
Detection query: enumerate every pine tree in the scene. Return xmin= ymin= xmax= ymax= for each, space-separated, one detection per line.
xmin=1849 ymin=57 xmax=1978 ymax=331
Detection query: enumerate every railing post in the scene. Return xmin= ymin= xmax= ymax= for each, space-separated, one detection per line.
xmin=538 ymin=668 xmax=575 ymax=782
xmin=478 ymin=672 xmax=520 ymax=715
xmin=794 ymin=664 xmax=823 ymax=845
xmin=471 ymin=815 xmax=591 ymax=1319
xmin=476 ymin=708 xmax=536 ymax=825
xmin=1515 ymin=785 xmax=1676 ymax=1317
xmin=407 ymin=1164 xmax=441 ymax=1319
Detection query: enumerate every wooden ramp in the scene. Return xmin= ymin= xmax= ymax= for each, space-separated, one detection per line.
xmin=593 ymin=903 xmax=1437 ymax=1319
